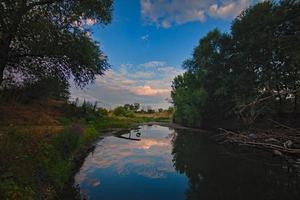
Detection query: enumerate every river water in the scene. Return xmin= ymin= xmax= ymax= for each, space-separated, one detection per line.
xmin=74 ymin=125 xmax=300 ymax=200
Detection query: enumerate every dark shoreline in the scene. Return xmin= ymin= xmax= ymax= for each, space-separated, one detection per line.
xmin=142 ymin=121 xmax=209 ymax=132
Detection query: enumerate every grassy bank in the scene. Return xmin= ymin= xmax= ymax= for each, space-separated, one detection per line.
xmin=0 ymin=100 xmax=171 ymax=199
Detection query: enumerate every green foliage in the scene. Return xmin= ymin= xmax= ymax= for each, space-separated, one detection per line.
xmin=167 ymin=106 xmax=174 ymax=114
xmin=0 ymin=123 xmax=93 ymax=199
xmin=92 ymin=116 xmax=139 ymax=130
xmin=0 ymin=76 xmax=69 ymax=103
xmin=113 ymin=106 xmax=135 ymax=117
xmin=123 ymin=103 xmax=140 ymax=112
xmin=0 ymin=130 xmax=37 ymax=199
xmin=52 ymin=129 xmax=81 ymax=160
xmin=64 ymin=100 xmax=103 ymax=122
xmin=83 ymin=125 xmax=98 ymax=143
xmin=0 ymin=179 xmax=35 ymax=200
xmin=171 ymin=1 xmax=300 ymax=127
xmin=0 ymin=0 xmax=113 ymax=86
xmin=172 ymin=72 xmax=208 ymax=126
xmin=0 ymin=100 xmax=170 ymax=199
xmin=97 ymin=107 xmax=109 ymax=117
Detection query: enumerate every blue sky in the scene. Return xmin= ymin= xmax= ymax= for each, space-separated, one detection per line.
xmin=71 ymin=0 xmax=261 ymax=109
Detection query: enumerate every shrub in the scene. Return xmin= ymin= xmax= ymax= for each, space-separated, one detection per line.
xmin=83 ymin=125 xmax=98 ymax=143
xmin=113 ymin=106 xmax=134 ymax=117
xmin=0 ymin=77 xmax=69 ymax=103
xmin=52 ymin=127 xmax=81 ymax=160
xmin=97 ymin=107 xmax=109 ymax=117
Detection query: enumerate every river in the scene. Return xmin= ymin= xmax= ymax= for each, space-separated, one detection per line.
xmin=73 ymin=125 xmax=300 ymax=200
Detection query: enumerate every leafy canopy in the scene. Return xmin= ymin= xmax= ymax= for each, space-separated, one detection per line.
xmin=0 ymin=0 xmax=113 ymax=86
xmin=171 ymin=0 xmax=300 ymax=127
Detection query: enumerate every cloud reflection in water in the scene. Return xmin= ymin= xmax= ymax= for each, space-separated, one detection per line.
xmin=75 ymin=125 xmax=177 ymax=186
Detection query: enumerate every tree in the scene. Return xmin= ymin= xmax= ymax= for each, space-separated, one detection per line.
xmin=133 ymin=103 xmax=140 ymax=111
xmin=274 ymin=0 xmax=300 ymax=113
xmin=172 ymin=29 xmax=235 ymax=126
xmin=123 ymin=103 xmax=140 ymax=112
xmin=0 ymin=0 xmax=113 ymax=86
xmin=123 ymin=104 xmax=131 ymax=110
xmin=113 ymin=106 xmax=134 ymax=117
xmin=171 ymin=0 xmax=300 ymax=127
xmin=171 ymin=72 xmax=206 ymax=126
xmin=191 ymin=29 xmax=235 ymax=120
xmin=231 ymin=0 xmax=300 ymax=115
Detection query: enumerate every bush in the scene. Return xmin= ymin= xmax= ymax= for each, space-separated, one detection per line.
xmin=63 ymin=101 xmax=101 ymax=122
xmin=113 ymin=106 xmax=134 ymax=117
xmin=52 ymin=128 xmax=81 ymax=160
xmin=0 ymin=130 xmax=37 ymax=199
xmin=83 ymin=125 xmax=98 ymax=143
xmin=0 ymin=77 xmax=69 ymax=103
xmin=97 ymin=107 xmax=109 ymax=117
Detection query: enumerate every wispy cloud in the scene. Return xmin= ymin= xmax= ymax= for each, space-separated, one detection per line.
xmin=70 ymin=61 xmax=184 ymax=108
xmin=141 ymin=0 xmax=258 ymax=28
xmin=141 ymin=34 xmax=149 ymax=41
xmin=140 ymin=61 xmax=166 ymax=68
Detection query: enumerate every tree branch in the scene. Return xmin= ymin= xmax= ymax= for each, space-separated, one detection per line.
xmin=27 ymin=0 xmax=63 ymax=9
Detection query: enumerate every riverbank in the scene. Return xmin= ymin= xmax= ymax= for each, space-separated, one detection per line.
xmin=151 ymin=120 xmax=300 ymax=159
xmin=0 ymin=100 xmax=171 ymax=199
xmin=3 ymin=100 xmax=298 ymax=199
xmin=142 ymin=121 xmax=208 ymax=132
xmin=216 ymin=124 xmax=300 ymax=158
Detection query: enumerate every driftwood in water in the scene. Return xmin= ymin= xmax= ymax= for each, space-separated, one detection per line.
xmin=217 ymin=124 xmax=300 ymax=157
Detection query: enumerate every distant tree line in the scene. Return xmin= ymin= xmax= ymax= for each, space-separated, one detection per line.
xmin=112 ymin=103 xmax=173 ymax=117
xmin=171 ymin=0 xmax=300 ymax=127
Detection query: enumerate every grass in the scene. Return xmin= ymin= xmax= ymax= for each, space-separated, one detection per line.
xmin=0 ymin=100 xmax=172 ymax=199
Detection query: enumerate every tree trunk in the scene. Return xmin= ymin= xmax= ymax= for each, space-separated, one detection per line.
xmin=0 ymin=45 xmax=9 ymax=86
xmin=294 ymin=94 xmax=298 ymax=113
xmin=0 ymin=2 xmax=27 ymax=86
xmin=0 ymin=62 xmax=5 ymax=86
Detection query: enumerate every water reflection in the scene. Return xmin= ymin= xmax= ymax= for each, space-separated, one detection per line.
xmin=75 ymin=125 xmax=188 ymax=200
xmin=75 ymin=125 xmax=300 ymax=200
xmin=172 ymin=130 xmax=300 ymax=200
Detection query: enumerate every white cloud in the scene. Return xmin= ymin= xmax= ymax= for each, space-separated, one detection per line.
xmin=140 ymin=61 xmax=166 ymax=68
xmin=141 ymin=34 xmax=149 ymax=41
xmin=209 ymin=0 xmax=252 ymax=18
xmin=141 ymin=0 xmax=257 ymax=28
xmin=70 ymin=61 xmax=184 ymax=109
xmin=130 ymin=85 xmax=170 ymax=96
xmin=129 ymin=71 xmax=154 ymax=79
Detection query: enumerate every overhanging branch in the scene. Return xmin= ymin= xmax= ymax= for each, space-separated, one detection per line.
xmin=27 ymin=0 xmax=63 ymax=9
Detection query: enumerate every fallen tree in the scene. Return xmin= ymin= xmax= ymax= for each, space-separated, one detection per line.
xmin=217 ymin=121 xmax=300 ymax=157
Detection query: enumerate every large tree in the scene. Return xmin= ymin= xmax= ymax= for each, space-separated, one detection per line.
xmin=171 ymin=29 xmax=235 ymax=126
xmin=171 ymin=0 xmax=300 ymax=127
xmin=0 ymin=0 xmax=113 ymax=86
xmin=231 ymin=0 xmax=300 ymax=114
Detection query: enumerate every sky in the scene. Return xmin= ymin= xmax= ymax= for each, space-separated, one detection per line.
xmin=71 ymin=0 xmax=262 ymax=109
